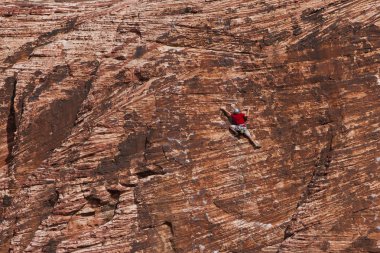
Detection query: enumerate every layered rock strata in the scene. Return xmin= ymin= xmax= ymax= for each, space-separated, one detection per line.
xmin=0 ymin=0 xmax=379 ymax=252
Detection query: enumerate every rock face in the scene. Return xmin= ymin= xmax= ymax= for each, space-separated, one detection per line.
xmin=0 ymin=0 xmax=379 ymax=252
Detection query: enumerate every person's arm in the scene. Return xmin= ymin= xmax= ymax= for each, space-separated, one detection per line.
xmin=220 ymin=107 xmax=231 ymax=117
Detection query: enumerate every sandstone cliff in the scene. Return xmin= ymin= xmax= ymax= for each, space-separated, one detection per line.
xmin=0 ymin=0 xmax=379 ymax=252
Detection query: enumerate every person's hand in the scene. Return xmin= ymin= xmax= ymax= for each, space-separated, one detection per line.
xmin=244 ymin=107 xmax=250 ymax=115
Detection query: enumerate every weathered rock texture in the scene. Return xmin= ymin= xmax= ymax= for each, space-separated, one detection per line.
xmin=1 ymin=0 xmax=379 ymax=252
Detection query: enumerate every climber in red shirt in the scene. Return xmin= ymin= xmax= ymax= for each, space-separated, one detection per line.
xmin=220 ymin=107 xmax=261 ymax=148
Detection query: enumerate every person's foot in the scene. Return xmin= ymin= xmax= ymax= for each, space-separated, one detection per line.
xmin=250 ymin=141 xmax=261 ymax=148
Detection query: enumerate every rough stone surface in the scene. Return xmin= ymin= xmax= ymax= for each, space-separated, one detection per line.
xmin=0 ymin=0 xmax=379 ymax=252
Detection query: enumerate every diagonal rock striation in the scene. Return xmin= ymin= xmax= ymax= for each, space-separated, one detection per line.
xmin=0 ymin=0 xmax=379 ymax=252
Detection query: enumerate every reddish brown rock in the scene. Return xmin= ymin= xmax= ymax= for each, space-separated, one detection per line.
xmin=0 ymin=0 xmax=379 ymax=252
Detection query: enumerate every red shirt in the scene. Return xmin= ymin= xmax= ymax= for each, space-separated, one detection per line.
xmin=231 ymin=113 xmax=247 ymax=125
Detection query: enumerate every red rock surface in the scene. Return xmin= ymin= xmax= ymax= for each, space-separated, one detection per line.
xmin=0 ymin=0 xmax=379 ymax=252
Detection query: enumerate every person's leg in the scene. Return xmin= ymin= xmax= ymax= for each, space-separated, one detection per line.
xmin=229 ymin=125 xmax=239 ymax=136
xmin=244 ymin=129 xmax=261 ymax=148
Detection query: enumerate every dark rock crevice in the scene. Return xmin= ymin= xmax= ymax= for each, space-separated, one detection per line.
xmin=2 ymin=62 xmax=101 ymax=252
xmin=136 ymin=169 xmax=166 ymax=179
xmin=5 ymin=76 xmax=18 ymax=165
xmin=282 ymin=128 xmax=335 ymax=242
xmin=106 ymin=188 xmax=122 ymax=220
xmin=120 ymin=182 xmax=138 ymax=188
xmin=163 ymin=221 xmax=177 ymax=253
xmin=42 ymin=238 xmax=60 ymax=253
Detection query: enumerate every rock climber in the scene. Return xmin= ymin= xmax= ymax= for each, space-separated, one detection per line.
xmin=220 ymin=106 xmax=261 ymax=148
